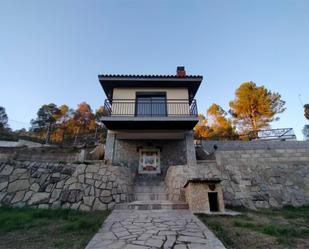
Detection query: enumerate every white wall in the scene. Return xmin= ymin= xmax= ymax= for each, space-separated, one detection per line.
xmin=112 ymin=88 xmax=190 ymax=116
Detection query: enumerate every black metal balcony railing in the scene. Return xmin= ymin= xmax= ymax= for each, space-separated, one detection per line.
xmin=246 ymin=128 xmax=296 ymax=140
xmin=103 ymin=99 xmax=198 ymax=117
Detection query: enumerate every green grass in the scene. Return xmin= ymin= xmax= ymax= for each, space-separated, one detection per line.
xmin=197 ymin=205 xmax=309 ymax=249
xmin=0 ymin=206 xmax=110 ymax=249
xmin=199 ymin=217 xmax=234 ymax=247
xmin=234 ymin=220 xmax=309 ymax=245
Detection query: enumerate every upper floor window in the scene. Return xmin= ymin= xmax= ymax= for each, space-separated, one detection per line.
xmin=135 ymin=92 xmax=167 ymax=116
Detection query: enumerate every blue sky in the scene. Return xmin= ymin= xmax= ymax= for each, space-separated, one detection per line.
xmin=0 ymin=0 xmax=309 ymax=139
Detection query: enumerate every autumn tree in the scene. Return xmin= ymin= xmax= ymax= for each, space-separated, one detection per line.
xmin=229 ymin=82 xmax=286 ymax=135
xmin=30 ymin=103 xmax=61 ymax=143
xmin=194 ymin=114 xmax=210 ymax=139
xmin=94 ymin=106 xmax=107 ymax=141
xmin=0 ymin=106 xmax=8 ymax=130
xmin=52 ymin=105 xmax=74 ymax=142
xmin=73 ymin=102 xmax=95 ymax=143
xmin=28 ymin=102 xmax=106 ymax=144
xmin=206 ymin=104 xmax=238 ymax=139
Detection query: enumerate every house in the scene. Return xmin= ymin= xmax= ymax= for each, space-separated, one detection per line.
xmin=98 ymin=67 xmax=203 ymax=176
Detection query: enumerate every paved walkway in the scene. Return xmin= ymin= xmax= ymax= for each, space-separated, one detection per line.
xmin=85 ymin=209 xmax=226 ymax=249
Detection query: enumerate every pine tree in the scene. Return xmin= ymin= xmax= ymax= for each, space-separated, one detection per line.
xmin=0 ymin=106 xmax=8 ymax=130
xmin=229 ymin=82 xmax=286 ymax=135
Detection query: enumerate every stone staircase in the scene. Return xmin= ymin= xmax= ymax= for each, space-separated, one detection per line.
xmin=116 ymin=174 xmax=188 ymax=210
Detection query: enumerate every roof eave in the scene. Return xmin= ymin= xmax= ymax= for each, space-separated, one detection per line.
xmin=98 ymin=75 xmax=203 ymax=100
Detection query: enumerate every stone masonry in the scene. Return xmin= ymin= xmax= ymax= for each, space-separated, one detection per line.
xmin=111 ymin=138 xmax=187 ymax=176
xmin=165 ymin=143 xmax=309 ymax=209
xmin=1 ymin=140 xmax=309 ymax=211
xmin=85 ymin=209 xmax=226 ymax=249
xmin=0 ymin=160 xmax=133 ymax=211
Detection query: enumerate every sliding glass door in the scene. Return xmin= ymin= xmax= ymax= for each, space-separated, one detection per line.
xmin=135 ymin=93 xmax=167 ymax=116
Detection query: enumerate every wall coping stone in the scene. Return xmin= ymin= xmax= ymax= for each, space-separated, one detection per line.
xmin=183 ymin=178 xmax=222 ymax=188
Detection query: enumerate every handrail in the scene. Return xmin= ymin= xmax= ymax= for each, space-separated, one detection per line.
xmin=246 ymin=128 xmax=296 ymax=140
xmin=103 ymin=99 xmax=198 ymax=117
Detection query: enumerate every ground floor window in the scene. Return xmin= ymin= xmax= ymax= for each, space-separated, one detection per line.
xmin=139 ymin=149 xmax=160 ymax=174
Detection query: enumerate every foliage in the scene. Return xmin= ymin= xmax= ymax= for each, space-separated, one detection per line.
xmin=206 ymin=104 xmax=238 ymax=139
xmin=229 ymin=82 xmax=286 ymax=134
xmin=0 ymin=106 xmax=8 ymax=130
xmin=27 ymin=102 xmax=106 ymax=145
xmin=194 ymin=114 xmax=209 ymax=139
xmin=194 ymin=105 xmax=238 ymax=140
xmin=304 ymin=104 xmax=309 ymax=120
xmin=30 ymin=103 xmax=60 ymax=130
xmin=72 ymin=102 xmax=96 ymax=142
xmin=30 ymin=103 xmax=61 ymax=143
xmin=51 ymin=105 xmax=74 ymax=142
xmin=95 ymin=106 xmax=105 ymax=122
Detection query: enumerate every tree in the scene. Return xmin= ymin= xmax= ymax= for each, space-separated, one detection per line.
xmin=53 ymin=105 xmax=74 ymax=141
xmin=94 ymin=106 xmax=106 ymax=140
xmin=95 ymin=106 xmax=105 ymax=123
xmin=304 ymin=104 xmax=309 ymax=120
xmin=229 ymin=82 xmax=286 ymax=135
xmin=194 ymin=114 xmax=209 ymax=139
xmin=72 ymin=102 xmax=95 ymax=143
xmin=206 ymin=104 xmax=238 ymax=139
xmin=0 ymin=106 xmax=8 ymax=130
xmin=30 ymin=103 xmax=61 ymax=143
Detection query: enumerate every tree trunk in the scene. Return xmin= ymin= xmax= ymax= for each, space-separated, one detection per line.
xmin=94 ymin=126 xmax=98 ymax=140
xmin=45 ymin=123 xmax=51 ymax=144
xmin=251 ymin=117 xmax=258 ymax=139
xmin=74 ymin=127 xmax=80 ymax=145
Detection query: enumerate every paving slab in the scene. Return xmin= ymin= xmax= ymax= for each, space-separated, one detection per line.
xmin=85 ymin=209 xmax=226 ymax=249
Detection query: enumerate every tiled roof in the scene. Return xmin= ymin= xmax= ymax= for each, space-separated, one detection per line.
xmin=98 ymin=74 xmax=202 ymax=79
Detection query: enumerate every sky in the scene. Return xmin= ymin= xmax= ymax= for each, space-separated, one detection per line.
xmin=0 ymin=0 xmax=309 ymax=139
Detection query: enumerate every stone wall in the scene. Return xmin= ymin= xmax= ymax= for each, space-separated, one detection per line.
xmin=196 ymin=147 xmax=309 ymax=209
xmin=184 ymin=181 xmax=225 ymax=213
xmin=165 ymin=165 xmax=195 ymax=201
xmin=0 ymin=160 xmax=133 ymax=211
xmin=112 ymin=139 xmax=187 ymax=176
xmin=165 ymin=142 xmax=309 ymax=209
xmin=0 ymin=139 xmax=43 ymax=148
xmin=202 ymin=140 xmax=309 ymax=153
xmin=0 ymin=147 xmax=85 ymax=163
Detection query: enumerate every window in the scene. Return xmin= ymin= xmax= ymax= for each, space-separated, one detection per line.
xmin=135 ymin=92 xmax=167 ymax=116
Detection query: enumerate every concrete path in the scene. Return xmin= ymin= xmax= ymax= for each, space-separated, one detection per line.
xmin=85 ymin=209 xmax=226 ymax=249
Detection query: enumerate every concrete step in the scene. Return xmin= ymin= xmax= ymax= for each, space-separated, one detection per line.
xmin=132 ymin=192 xmax=169 ymax=201
xmin=134 ymin=175 xmax=165 ymax=186
xmin=115 ymin=201 xmax=189 ymax=210
xmin=133 ymin=185 xmax=166 ymax=193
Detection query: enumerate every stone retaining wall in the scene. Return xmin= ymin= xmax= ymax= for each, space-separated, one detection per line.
xmin=165 ymin=165 xmax=195 ymax=201
xmin=166 ymin=146 xmax=309 ymax=209
xmin=0 ymin=147 xmax=85 ymax=163
xmin=0 ymin=160 xmax=133 ymax=211
xmin=210 ymin=148 xmax=309 ymax=208
xmin=202 ymin=140 xmax=309 ymax=153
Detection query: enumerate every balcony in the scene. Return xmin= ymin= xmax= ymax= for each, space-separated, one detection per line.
xmin=101 ymin=99 xmax=198 ymax=130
